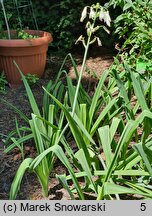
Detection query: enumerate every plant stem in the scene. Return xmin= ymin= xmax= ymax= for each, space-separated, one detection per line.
xmin=55 ymin=26 xmax=93 ymax=145
xmin=71 ymin=36 xmax=91 ymax=116
xmin=0 ymin=0 xmax=11 ymax=39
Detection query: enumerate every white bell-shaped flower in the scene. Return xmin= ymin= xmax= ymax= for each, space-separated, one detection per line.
xmin=89 ymin=7 xmax=96 ymax=19
xmin=99 ymin=8 xmax=105 ymax=22
xmin=99 ymin=9 xmax=111 ymax=27
xmin=104 ymin=11 xmax=111 ymax=27
xmin=80 ymin=6 xmax=87 ymax=22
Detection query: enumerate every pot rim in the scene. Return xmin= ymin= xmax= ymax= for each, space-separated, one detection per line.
xmin=0 ymin=30 xmax=53 ymax=47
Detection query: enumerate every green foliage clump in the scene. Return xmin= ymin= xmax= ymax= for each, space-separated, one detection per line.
xmin=25 ymin=73 xmax=39 ymax=85
xmin=17 ymin=30 xmax=39 ymax=39
xmin=110 ymin=0 xmax=152 ymax=76
xmin=33 ymin=0 xmax=101 ymax=51
xmin=0 ymin=72 xmax=7 ymax=93
xmin=0 ymin=0 xmax=114 ymax=51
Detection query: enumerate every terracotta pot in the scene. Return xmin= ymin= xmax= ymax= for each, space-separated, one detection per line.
xmin=0 ymin=30 xmax=53 ymax=86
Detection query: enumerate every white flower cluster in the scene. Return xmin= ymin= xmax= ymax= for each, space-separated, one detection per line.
xmin=77 ymin=3 xmax=111 ymax=47
xmin=80 ymin=5 xmax=111 ymax=27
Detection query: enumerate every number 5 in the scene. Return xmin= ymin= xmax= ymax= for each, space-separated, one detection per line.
xmin=140 ymin=203 xmax=146 ymax=211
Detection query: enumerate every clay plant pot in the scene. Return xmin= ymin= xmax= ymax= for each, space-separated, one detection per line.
xmin=0 ymin=30 xmax=53 ymax=86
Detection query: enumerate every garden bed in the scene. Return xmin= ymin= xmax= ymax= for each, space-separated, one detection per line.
xmin=0 ymin=48 xmax=113 ymax=200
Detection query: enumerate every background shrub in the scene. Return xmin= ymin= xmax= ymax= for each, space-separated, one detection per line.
xmin=1 ymin=0 xmax=116 ymax=52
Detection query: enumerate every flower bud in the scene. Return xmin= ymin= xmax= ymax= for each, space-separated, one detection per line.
xmin=97 ymin=37 xmax=102 ymax=46
xmin=86 ymin=21 xmax=91 ymax=29
xmin=92 ymin=26 xmax=100 ymax=33
xmin=75 ymin=35 xmax=83 ymax=44
xmin=87 ymin=28 xmax=91 ymax=37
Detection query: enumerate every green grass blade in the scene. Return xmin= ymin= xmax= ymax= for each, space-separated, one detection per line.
xmin=97 ymin=120 xmax=137 ymax=200
xmin=10 ymin=137 xmax=24 ymax=159
xmin=66 ymin=170 xmax=150 ymax=181
xmin=79 ymin=87 xmax=91 ymax=106
xmin=94 ymin=170 xmax=150 ymax=177
xmin=112 ymin=68 xmax=135 ymax=120
xmin=118 ymin=137 xmax=152 ymax=170
xmin=54 ymin=53 xmax=79 ymax=85
xmin=36 ymin=115 xmax=58 ymax=130
xmin=97 ymin=111 xmax=152 ymax=200
xmin=34 ymin=165 xmax=49 ymax=197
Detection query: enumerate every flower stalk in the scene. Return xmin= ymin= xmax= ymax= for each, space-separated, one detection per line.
xmin=55 ymin=3 xmax=111 ymax=144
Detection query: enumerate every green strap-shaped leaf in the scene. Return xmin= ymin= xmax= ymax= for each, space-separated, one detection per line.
xmin=48 ymin=105 xmax=55 ymax=138
xmin=133 ymin=143 xmax=152 ymax=177
xmin=89 ymin=69 xmax=109 ymax=127
xmin=13 ymin=61 xmax=41 ymax=117
xmin=73 ymin=112 xmax=96 ymax=146
xmin=43 ymin=88 xmax=91 ymax=167
xmin=30 ymin=145 xmax=84 ymax=200
xmin=112 ymin=68 xmax=134 ymax=120
xmin=1 ymin=98 xmax=29 ymax=122
xmin=4 ymin=133 xmax=33 ymax=153
xmin=90 ymin=98 xmax=117 ymax=136
xmin=109 ymin=117 xmax=121 ymax=143
xmin=65 ymin=170 xmax=150 ymax=180
xmin=130 ymin=73 xmax=149 ymax=111
xmin=66 ymin=75 xmax=80 ymax=115
xmin=98 ymin=126 xmax=113 ymax=168
xmin=75 ymin=149 xmax=97 ymax=194
xmin=118 ymin=179 xmax=152 ymax=197
xmin=10 ymin=158 xmax=33 ymax=199
xmin=30 ymin=114 xmax=49 ymax=176
xmin=103 ymin=182 xmax=152 ymax=198
xmin=57 ymin=174 xmax=75 ymax=200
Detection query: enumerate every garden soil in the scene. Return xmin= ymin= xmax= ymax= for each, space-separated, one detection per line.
xmin=0 ymin=48 xmax=113 ymax=200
